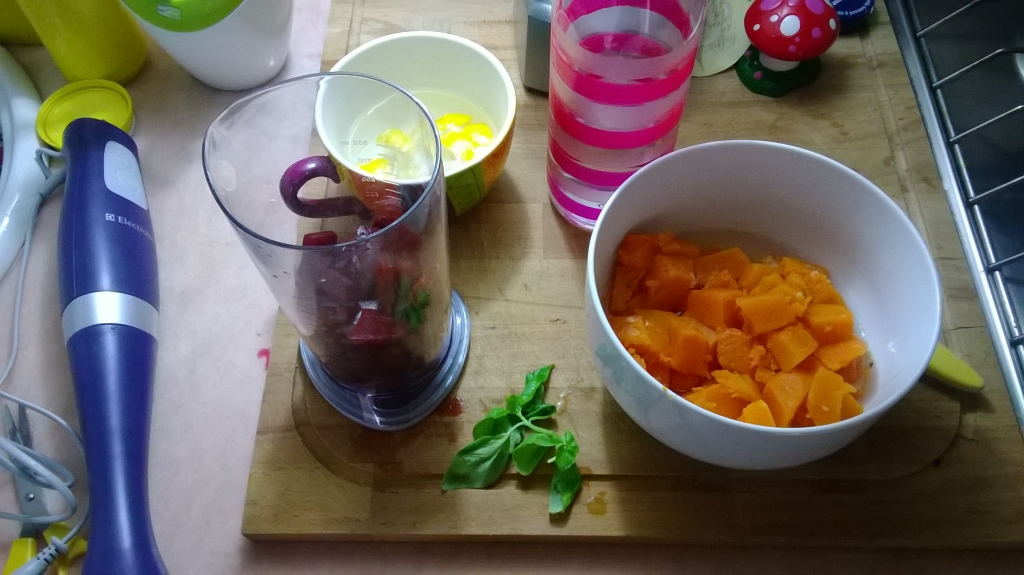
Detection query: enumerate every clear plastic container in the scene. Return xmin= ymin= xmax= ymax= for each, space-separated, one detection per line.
xmin=547 ymin=0 xmax=707 ymax=230
xmin=204 ymin=73 xmax=469 ymax=430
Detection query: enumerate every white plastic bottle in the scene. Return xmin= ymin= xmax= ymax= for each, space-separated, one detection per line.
xmin=121 ymin=0 xmax=293 ymax=91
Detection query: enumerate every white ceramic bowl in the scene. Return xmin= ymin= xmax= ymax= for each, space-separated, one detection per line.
xmin=585 ymin=140 xmax=942 ymax=470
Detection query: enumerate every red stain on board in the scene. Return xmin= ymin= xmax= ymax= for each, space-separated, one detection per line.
xmin=434 ymin=396 xmax=465 ymax=417
xmin=257 ymin=348 xmax=271 ymax=370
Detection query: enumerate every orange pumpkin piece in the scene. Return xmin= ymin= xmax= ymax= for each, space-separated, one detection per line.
xmin=814 ymin=337 xmax=868 ymax=371
xmin=687 ymin=288 xmax=744 ymax=330
xmin=762 ymin=371 xmax=812 ymax=427
xmin=636 ymin=310 xmax=712 ymax=377
xmin=795 ymin=354 xmax=827 ymax=375
xmin=840 ymin=393 xmax=864 ymax=420
xmin=765 ymin=281 xmax=811 ymax=317
xmin=702 ymin=269 xmax=739 ymax=289
xmin=738 ymin=399 xmax=777 ymax=427
xmin=656 ymin=232 xmax=701 ymax=259
xmin=610 ymin=265 xmax=646 ymax=314
xmin=803 ymin=303 xmax=855 ymax=345
xmin=711 ymin=370 xmax=761 ymax=402
xmin=804 ymin=270 xmax=846 ymax=306
xmin=780 ymin=256 xmax=812 ymax=277
xmin=684 ymin=383 xmax=749 ymax=419
xmin=735 ymin=293 xmax=797 ymax=336
xmin=642 ymin=350 xmax=673 ymax=387
xmin=609 ymin=315 xmax=656 ymax=356
xmin=765 ymin=323 xmax=819 ymax=372
xmin=739 ymin=263 xmax=777 ymax=292
xmin=836 ymin=354 xmax=866 ymax=387
xmin=669 ymin=370 xmax=702 ymax=394
xmin=783 ymin=271 xmax=808 ymax=294
xmin=753 ymin=366 xmax=776 ymax=387
xmin=717 ymin=328 xmax=755 ymax=373
xmin=790 ymin=403 xmax=816 ymax=427
xmin=618 ymin=234 xmax=660 ymax=269
xmin=642 ymin=255 xmax=695 ymax=312
xmin=628 ymin=349 xmax=646 ymax=370
xmin=749 ymin=272 xmax=785 ymax=296
xmin=806 ymin=367 xmax=857 ymax=426
xmin=695 ymin=247 xmax=751 ymax=284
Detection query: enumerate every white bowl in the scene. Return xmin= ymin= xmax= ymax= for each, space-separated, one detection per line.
xmin=585 ymin=140 xmax=942 ymax=470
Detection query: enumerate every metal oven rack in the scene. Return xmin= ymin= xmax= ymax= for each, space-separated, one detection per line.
xmin=888 ymin=0 xmax=1024 ymax=432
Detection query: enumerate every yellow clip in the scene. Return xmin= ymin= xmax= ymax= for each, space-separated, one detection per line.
xmin=41 ymin=523 xmax=88 ymax=575
xmin=2 ymin=538 xmax=37 ymax=575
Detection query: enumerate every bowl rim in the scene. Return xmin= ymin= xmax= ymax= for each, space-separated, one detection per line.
xmin=329 ymin=31 xmax=517 ymax=175
xmin=586 ymin=139 xmax=943 ymax=435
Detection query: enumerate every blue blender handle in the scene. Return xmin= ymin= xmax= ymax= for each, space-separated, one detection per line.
xmin=57 ymin=118 xmax=168 ymax=575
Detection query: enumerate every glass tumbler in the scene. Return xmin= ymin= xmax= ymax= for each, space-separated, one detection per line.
xmin=547 ymin=0 xmax=707 ymax=230
xmin=204 ymin=73 xmax=470 ymax=431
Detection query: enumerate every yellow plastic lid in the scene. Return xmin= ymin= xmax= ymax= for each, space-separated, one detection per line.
xmin=36 ymin=80 xmax=134 ymax=150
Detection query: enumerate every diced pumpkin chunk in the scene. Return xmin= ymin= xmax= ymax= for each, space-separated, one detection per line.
xmin=642 ymin=255 xmax=694 ymax=312
xmin=765 ymin=323 xmax=819 ymax=372
xmin=814 ymin=338 xmax=868 ymax=371
xmin=736 ymin=293 xmax=797 ymax=335
xmin=780 ymin=256 xmax=811 ymax=277
xmin=687 ymin=288 xmax=744 ymax=330
xmin=695 ymin=247 xmax=751 ymax=283
xmin=836 ymin=354 xmax=866 ymax=388
xmin=712 ymin=370 xmax=761 ymax=402
xmin=656 ymin=231 xmax=701 ymax=258
xmin=739 ymin=263 xmax=776 ymax=292
xmin=669 ymin=370 xmax=702 ymax=394
xmin=791 ymin=403 xmax=816 ymax=427
xmin=618 ymin=234 xmax=660 ymax=269
xmin=609 ymin=266 xmax=646 ymax=314
xmin=628 ymin=349 xmax=646 ymax=369
xmin=753 ymin=366 xmax=776 ymax=387
xmin=803 ymin=303 xmax=855 ymax=345
xmin=702 ymin=269 xmax=739 ymax=289
xmin=610 ymin=315 xmax=656 ymax=356
xmin=840 ymin=393 xmax=864 ymax=420
xmin=804 ymin=270 xmax=845 ymax=305
xmin=636 ymin=310 xmax=711 ymax=377
xmin=717 ymin=328 xmax=755 ymax=373
xmin=749 ymin=272 xmax=785 ymax=296
xmin=766 ymin=281 xmax=811 ymax=317
xmin=684 ymin=383 xmax=749 ymax=419
xmin=738 ymin=399 xmax=777 ymax=427
xmin=806 ymin=367 xmax=857 ymax=426
xmin=762 ymin=371 xmax=812 ymax=427
xmin=642 ymin=350 xmax=673 ymax=387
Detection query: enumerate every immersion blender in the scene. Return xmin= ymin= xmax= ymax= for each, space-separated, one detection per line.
xmin=57 ymin=118 xmax=168 ymax=574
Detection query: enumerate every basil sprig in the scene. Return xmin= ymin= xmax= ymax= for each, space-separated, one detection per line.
xmin=441 ymin=365 xmax=583 ymax=514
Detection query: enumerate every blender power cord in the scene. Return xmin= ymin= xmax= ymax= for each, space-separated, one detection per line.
xmin=0 ymin=167 xmax=89 ymax=575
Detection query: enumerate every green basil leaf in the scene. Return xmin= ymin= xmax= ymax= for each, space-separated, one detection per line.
xmin=519 ymin=365 xmax=554 ymax=407
xmin=512 ymin=433 xmax=561 ymax=476
xmin=523 ymin=402 xmax=556 ymax=421
xmin=554 ymin=431 xmax=579 ymax=471
xmin=442 ymin=435 xmax=512 ymax=491
xmin=548 ymin=462 xmax=582 ymax=514
xmin=505 ymin=393 xmax=523 ymax=413
xmin=508 ymin=425 xmax=526 ymax=451
xmin=472 ymin=407 xmax=513 ymax=440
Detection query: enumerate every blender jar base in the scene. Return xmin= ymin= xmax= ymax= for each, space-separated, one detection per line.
xmin=300 ymin=290 xmax=471 ymax=431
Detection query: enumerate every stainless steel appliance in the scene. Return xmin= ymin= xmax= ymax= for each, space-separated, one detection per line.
xmin=888 ymin=0 xmax=1024 ymax=430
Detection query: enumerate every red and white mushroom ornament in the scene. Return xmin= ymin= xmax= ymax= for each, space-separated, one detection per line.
xmin=735 ymin=0 xmax=840 ymax=97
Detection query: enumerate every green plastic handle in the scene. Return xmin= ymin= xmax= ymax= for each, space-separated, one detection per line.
xmin=926 ymin=343 xmax=985 ymax=392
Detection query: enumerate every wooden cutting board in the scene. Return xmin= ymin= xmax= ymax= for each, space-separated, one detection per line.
xmin=242 ymin=0 xmax=1024 ymax=544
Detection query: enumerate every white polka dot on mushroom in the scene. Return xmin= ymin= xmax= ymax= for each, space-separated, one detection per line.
xmin=753 ymin=24 xmax=761 ymax=31
xmin=770 ymin=14 xmax=779 ymax=22
xmin=829 ymin=18 xmax=836 ymax=30
xmin=780 ymin=14 xmax=801 ymax=36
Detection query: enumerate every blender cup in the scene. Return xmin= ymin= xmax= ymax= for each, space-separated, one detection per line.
xmin=203 ymin=73 xmax=469 ymax=430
